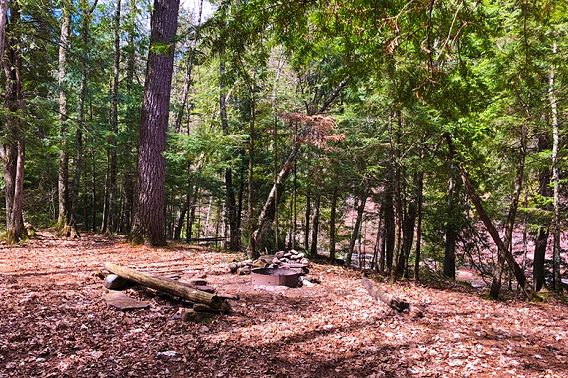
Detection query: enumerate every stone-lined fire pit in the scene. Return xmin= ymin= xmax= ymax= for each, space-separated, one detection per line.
xmin=227 ymin=249 xmax=320 ymax=288
xmin=250 ymin=267 xmax=301 ymax=288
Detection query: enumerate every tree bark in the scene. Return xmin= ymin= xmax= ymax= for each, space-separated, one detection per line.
xmin=106 ymin=0 xmax=121 ymax=233
xmin=57 ymin=1 xmax=70 ymax=228
xmin=2 ymin=3 xmax=26 ymax=243
xmin=549 ymin=41 xmax=562 ymax=291
xmin=130 ymin=0 xmax=180 ymax=246
xmin=247 ymin=75 xmax=256 ymax=256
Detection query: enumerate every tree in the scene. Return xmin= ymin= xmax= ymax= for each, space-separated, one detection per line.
xmin=57 ymin=0 xmax=71 ymax=229
xmin=130 ymin=0 xmax=180 ymax=246
xmin=2 ymin=1 xmax=26 ymax=243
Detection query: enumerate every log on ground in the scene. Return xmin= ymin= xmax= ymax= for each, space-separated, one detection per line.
xmin=362 ymin=277 xmax=412 ymax=313
xmin=105 ymin=262 xmax=231 ymax=312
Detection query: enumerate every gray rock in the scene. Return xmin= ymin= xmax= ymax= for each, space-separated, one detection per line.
xmin=103 ymin=274 xmax=133 ymax=290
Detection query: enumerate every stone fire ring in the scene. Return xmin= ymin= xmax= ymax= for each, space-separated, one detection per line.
xmin=251 ymin=267 xmax=301 ymax=288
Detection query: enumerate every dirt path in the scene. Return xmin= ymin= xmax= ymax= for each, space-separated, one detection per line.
xmin=1 ymin=232 xmax=567 ymax=377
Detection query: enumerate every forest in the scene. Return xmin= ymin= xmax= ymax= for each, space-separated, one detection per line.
xmin=0 ymin=0 xmax=567 ymax=376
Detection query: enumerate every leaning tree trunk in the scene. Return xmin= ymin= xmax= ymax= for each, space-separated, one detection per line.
xmin=446 ymin=135 xmax=532 ymax=298
xmin=130 ymin=0 xmax=180 ymax=246
xmin=489 ymin=125 xmax=527 ymax=299
xmin=249 ymin=142 xmax=301 ymax=257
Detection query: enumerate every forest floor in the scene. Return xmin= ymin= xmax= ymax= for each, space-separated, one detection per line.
xmin=1 ymin=232 xmax=568 ymax=377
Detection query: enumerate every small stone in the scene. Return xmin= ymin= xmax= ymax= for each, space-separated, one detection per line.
xmin=238 ymin=266 xmax=251 ymax=275
xmin=323 ymin=324 xmax=334 ymax=331
xmin=189 ymin=278 xmax=208 ymax=286
xmin=103 ymin=274 xmax=132 ymax=290
xmin=275 ymin=251 xmax=285 ymax=258
xmin=300 ymin=258 xmax=310 ymax=265
xmin=228 ymin=263 xmax=238 ymax=273
xmin=157 ymin=350 xmax=177 ymax=358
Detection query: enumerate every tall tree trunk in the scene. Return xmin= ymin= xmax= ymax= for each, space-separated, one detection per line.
xmin=91 ymin=150 xmax=96 ymax=231
xmin=304 ymin=189 xmax=311 ymax=251
xmin=446 ymin=135 xmax=532 ymax=298
xmin=271 ymin=55 xmax=284 ymax=249
xmin=444 ymin=166 xmax=459 ymax=279
xmin=106 ymin=0 xmax=121 ymax=233
xmin=130 ymin=0 xmax=180 ymax=246
xmin=57 ymin=1 xmax=70 ymax=228
xmin=549 ymin=41 xmax=562 ymax=291
xmin=122 ymin=0 xmax=137 ymax=233
xmin=246 ymin=72 xmax=256 ymax=256
xmin=533 ymin=133 xmax=551 ymax=291
xmin=174 ymin=198 xmax=188 ymax=240
xmin=346 ymin=190 xmax=367 ymax=266
xmin=174 ymin=0 xmax=203 ymax=133
xmin=414 ymin=171 xmax=424 ymax=280
xmin=383 ymin=169 xmax=395 ymax=273
xmin=309 ymin=193 xmax=320 ymax=257
xmin=186 ymin=186 xmax=199 ymax=242
xmin=3 ymin=3 xmax=26 ymax=243
xmin=67 ymin=0 xmax=98 ymax=238
xmin=219 ymin=55 xmax=240 ymax=251
xmin=329 ymin=185 xmax=337 ymax=261
xmin=397 ymin=174 xmax=418 ymax=279
xmin=292 ymin=160 xmax=297 ymax=248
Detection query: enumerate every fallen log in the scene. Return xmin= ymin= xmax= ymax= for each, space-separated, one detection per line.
xmin=362 ymin=277 xmax=412 ymax=313
xmin=105 ymin=262 xmax=231 ymax=312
